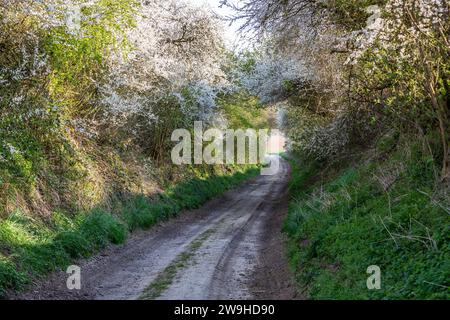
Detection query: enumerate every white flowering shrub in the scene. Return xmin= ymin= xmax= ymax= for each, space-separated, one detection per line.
xmin=0 ymin=0 xmax=232 ymax=214
xmin=228 ymin=0 xmax=449 ymax=173
xmin=237 ymin=49 xmax=310 ymax=104
xmin=0 ymin=0 xmax=229 ymax=176
xmin=101 ymin=0 xmax=226 ymax=126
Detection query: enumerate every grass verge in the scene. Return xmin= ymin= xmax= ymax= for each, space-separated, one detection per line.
xmin=0 ymin=164 xmax=259 ymax=297
xmin=283 ymin=140 xmax=449 ymax=299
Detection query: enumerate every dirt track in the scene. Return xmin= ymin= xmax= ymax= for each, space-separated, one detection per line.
xmin=12 ymin=156 xmax=298 ymax=300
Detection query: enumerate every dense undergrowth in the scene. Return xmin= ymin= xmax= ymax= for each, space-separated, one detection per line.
xmin=283 ymin=134 xmax=449 ymax=299
xmin=0 ymin=164 xmax=259 ymax=297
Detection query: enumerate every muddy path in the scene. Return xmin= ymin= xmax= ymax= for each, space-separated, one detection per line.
xmin=12 ymin=156 xmax=298 ymax=300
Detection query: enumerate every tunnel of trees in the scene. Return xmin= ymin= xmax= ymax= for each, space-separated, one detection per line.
xmin=0 ymin=0 xmax=448 ymax=299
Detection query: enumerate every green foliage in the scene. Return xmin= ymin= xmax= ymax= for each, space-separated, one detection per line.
xmin=218 ymin=93 xmax=270 ymax=129
xmin=376 ymin=131 xmax=399 ymax=154
xmin=44 ymin=0 xmax=138 ymax=114
xmin=282 ymin=80 xmax=296 ymax=93
xmin=0 ymin=255 xmax=27 ymax=297
xmin=284 ymin=139 xmax=449 ymax=299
